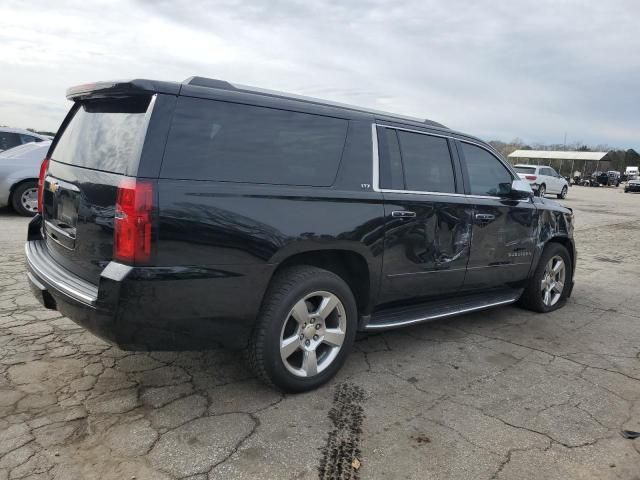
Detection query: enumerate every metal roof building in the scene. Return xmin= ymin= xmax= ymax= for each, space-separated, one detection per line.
xmin=508 ymin=150 xmax=609 ymax=176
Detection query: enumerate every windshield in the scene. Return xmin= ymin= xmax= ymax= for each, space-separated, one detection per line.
xmin=514 ymin=166 xmax=536 ymax=174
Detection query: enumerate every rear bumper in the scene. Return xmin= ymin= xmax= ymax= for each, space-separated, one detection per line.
xmin=26 ymin=240 xmax=127 ymax=345
xmin=25 ymin=238 xmax=272 ymax=350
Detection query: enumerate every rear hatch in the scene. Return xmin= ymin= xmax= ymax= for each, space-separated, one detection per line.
xmin=514 ymin=166 xmax=537 ymax=183
xmin=42 ymin=95 xmax=154 ymax=284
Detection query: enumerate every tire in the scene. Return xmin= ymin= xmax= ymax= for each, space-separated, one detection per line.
xmin=538 ymin=184 xmax=546 ymax=197
xmin=557 ymin=186 xmax=568 ymax=199
xmin=519 ymin=243 xmax=572 ymax=313
xmin=11 ymin=181 xmax=38 ymax=217
xmin=246 ymin=265 xmax=358 ymax=392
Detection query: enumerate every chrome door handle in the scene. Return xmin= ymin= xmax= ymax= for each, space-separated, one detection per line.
xmin=475 ymin=213 xmax=495 ymax=221
xmin=391 ymin=210 xmax=417 ymax=218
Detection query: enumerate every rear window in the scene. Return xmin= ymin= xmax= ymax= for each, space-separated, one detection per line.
xmin=160 ymin=97 xmax=348 ymax=186
xmin=514 ymin=166 xmax=536 ymax=174
xmin=51 ymin=96 xmax=151 ymax=175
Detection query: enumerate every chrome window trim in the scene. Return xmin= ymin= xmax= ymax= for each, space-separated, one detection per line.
xmin=371 ymin=123 xmax=526 ymax=202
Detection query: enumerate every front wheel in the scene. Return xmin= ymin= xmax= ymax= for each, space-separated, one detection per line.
xmin=557 ymin=186 xmax=568 ymax=199
xmin=519 ymin=243 xmax=572 ymax=313
xmin=246 ymin=265 xmax=357 ymax=392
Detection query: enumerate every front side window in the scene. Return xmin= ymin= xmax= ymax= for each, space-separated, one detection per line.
xmin=161 ymin=97 xmax=348 ymax=186
xmin=461 ymin=142 xmax=513 ymax=196
xmin=395 ymin=130 xmax=456 ymax=193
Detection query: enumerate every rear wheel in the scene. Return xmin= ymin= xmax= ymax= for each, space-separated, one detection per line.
xmin=519 ymin=243 xmax=571 ymax=313
xmin=11 ymin=181 xmax=38 ymax=217
xmin=538 ymin=184 xmax=546 ymax=197
xmin=557 ymin=186 xmax=568 ymax=199
xmin=246 ymin=265 xmax=357 ymax=392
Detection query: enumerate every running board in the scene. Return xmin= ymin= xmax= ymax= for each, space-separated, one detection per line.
xmin=365 ymin=290 xmax=522 ymax=331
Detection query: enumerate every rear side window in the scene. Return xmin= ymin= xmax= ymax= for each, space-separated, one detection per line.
xmin=161 ymin=97 xmax=348 ymax=186
xmin=0 ymin=132 xmax=21 ymax=151
xmin=51 ymin=96 xmax=151 ymax=175
xmin=514 ymin=166 xmax=536 ymax=175
xmin=379 ymin=128 xmax=404 ymax=190
xmin=461 ymin=142 xmax=513 ymax=196
xmin=396 ymin=130 xmax=456 ymax=193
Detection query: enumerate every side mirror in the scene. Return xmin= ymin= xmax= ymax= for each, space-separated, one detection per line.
xmin=506 ymin=179 xmax=533 ymax=199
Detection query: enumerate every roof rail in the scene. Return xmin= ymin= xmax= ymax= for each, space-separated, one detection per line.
xmin=183 ymin=76 xmax=236 ymax=90
xmin=182 ymin=76 xmax=447 ymax=129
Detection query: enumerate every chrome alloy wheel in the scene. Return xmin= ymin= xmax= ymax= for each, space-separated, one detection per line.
xmin=541 ymin=255 xmax=566 ymax=307
xmin=279 ymin=291 xmax=347 ymax=378
xmin=20 ymin=187 xmax=38 ymax=213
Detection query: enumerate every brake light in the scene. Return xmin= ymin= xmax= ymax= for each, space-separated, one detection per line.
xmin=525 ymin=175 xmax=537 ymax=181
xmin=114 ymin=178 xmax=153 ymax=264
xmin=37 ymin=157 xmax=49 ymax=213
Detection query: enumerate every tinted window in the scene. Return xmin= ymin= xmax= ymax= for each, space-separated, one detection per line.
xmin=461 ymin=143 xmax=513 ymax=196
xmin=514 ymin=166 xmax=536 ymax=174
xmin=20 ymin=134 xmax=37 ymax=145
xmin=51 ymin=96 xmax=151 ymax=175
xmin=0 ymin=132 xmax=21 ymax=151
xmin=161 ymin=97 xmax=348 ymax=186
xmin=379 ymin=128 xmax=404 ymax=189
xmin=396 ymin=131 xmax=455 ymax=193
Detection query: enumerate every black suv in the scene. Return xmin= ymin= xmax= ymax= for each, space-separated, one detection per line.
xmin=25 ymin=77 xmax=576 ymax=391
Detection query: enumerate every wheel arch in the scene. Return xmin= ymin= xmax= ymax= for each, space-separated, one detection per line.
xmin=545 ymin=236 xmax=575 ymax=271
xmin=266 ymin=248 xmax=376 ymax=317
xmin=10 ymin=177 xmax=38 ymax=200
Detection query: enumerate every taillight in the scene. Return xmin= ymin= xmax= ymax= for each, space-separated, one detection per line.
xmin=525 ymin=175 xmax=537 ymax=181
xmin=37 ymin=157 xmax=49 ymax=213
xmin=114 ymin=178 xmax=153 ymax=264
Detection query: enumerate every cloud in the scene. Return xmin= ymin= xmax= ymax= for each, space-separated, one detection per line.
xmin=1 ymin=0 xmax=638 ymax=149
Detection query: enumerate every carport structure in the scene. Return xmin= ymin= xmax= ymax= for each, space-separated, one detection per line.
xmin=507 ymin=150 xmax=609 ymax=178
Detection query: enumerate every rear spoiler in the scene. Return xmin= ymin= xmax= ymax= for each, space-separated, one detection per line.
xmin=66 ymin=79 xmax=181 ymax=101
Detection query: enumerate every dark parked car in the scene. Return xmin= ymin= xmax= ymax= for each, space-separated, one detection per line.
xmin=25 ymin=77 xmax=576 ymax=391
xmin=590 ymin=170 xmax=620 ymax=187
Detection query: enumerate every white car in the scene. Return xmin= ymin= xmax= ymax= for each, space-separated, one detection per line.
xmin=0 ymin=127 xmax=52 ymax=152
xmin=0 ymin=140 xmax=52 ymax=216
xmin=513 ymin=164 xmax=569 ymax=199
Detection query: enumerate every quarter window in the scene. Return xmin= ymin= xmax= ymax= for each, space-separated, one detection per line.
xmin=461 ymin=142 xmax=513 ymax=196
xmin=161 ymin=97 xmax=348 ymax=186
xmin=20 ymin=134 xmax=38 ymax=145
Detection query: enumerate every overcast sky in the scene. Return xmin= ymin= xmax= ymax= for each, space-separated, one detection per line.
xmin=1 ymin=0 xmax=639 ymax=149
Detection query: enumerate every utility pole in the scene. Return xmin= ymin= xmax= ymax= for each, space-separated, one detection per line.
xmin=563 ymin=132 xmax=567 ymax=151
